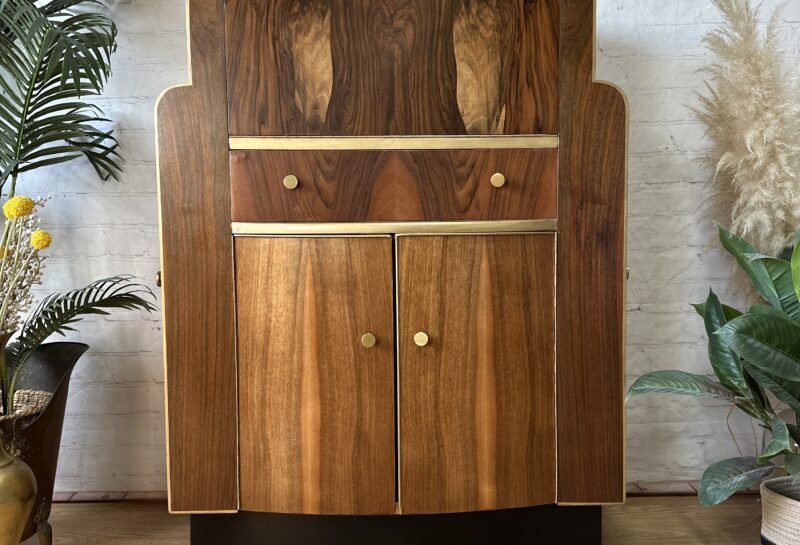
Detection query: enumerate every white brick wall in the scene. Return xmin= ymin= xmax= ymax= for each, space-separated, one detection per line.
xmin=599 ymin=0 xmax=800 ymax=482
xmin=24 ymin=0 xmax=798 ymax=492
xmin=13 ymin=0 xmax=188 ymax=492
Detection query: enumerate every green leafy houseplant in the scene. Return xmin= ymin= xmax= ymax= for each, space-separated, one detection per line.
xmin=628 ymin=227 xmax=800 ymax=506
xmin=0 ymin=1 xmax=153 ymax=418
xmin=0 ymin=0 xmax=121 ymax=196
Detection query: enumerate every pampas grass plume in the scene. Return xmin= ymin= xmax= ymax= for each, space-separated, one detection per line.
xmin=695 ymin=0 xmax=800 ymax=255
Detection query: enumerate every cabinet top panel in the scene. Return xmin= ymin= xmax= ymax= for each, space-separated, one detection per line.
xmin=224 ymin=0 xmax=559 ymax=137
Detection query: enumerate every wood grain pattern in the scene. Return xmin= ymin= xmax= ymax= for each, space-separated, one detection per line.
xmin=224 ymin=0 xmax=558 ymax=136
xmin=398 ymin=235 xmax=556 ymax=514
xmin=236 ymin=237 xmax=396 ymax=515
xmin=156 ymin=0 xmax=238 ymax=512
xmin=230 ymin=148 xmax=557 ymax=222
xmin=556 ymin=0 xmax=628 ymax=503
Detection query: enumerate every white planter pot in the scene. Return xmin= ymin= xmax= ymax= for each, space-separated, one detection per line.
xmin=762 ymin=477 xmax=800 ymax=545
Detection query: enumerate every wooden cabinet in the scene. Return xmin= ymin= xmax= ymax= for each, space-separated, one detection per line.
xmin=235 ymin=237 xmax=396 ymax=515
xmin=158 ymin=0 xmax=627 ymax=518
xmin=235 ymin=234 xmax=556 ymax=515
xmin=398 ymin=235 xmax=556 ymax=514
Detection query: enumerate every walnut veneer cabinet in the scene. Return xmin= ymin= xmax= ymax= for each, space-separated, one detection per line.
xmin=156 ymin=0 xmax=627 ymax=543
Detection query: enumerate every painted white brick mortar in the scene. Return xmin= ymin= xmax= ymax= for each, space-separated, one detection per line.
xmin=29 ymin=0 xmax=799 ymax=492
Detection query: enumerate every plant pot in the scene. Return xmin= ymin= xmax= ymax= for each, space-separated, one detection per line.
xmin=8 ymin=342 xmax=88 ymax=544
xmin=761 ymin=476 xmax=800 ymax=545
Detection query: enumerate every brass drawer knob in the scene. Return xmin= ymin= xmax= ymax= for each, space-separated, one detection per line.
xmin=361 ymin=333 xmax=377 ymax=349
xmin=283 ymin=174 xmax=299 ymax=190
xmin=490 ymin=172 xmax=506 ymax=188
xmin=414 ymin=332 xmax=429 ymax=347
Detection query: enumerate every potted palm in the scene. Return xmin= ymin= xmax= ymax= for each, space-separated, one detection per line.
xmin=0 ymin=1 xmax=157 ymax=544
xmin=628 ymin=227 xmax=800 ymax=544
xmin=0 ymin=197 xmax=154 ymax=544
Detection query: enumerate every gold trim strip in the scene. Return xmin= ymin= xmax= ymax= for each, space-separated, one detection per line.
xmin=232 ymin=220 xmax=557 ymax=236
xmin=229 ymin=135 xmax=559 ymax=151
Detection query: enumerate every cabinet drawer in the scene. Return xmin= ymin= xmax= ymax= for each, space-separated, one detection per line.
xmin=230 ymin=149 xmax=557 ymax=223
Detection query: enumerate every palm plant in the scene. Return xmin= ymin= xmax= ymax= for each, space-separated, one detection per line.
xmin=0 ymin=2 xmax=155 ymax=421
xmin=628 ymin=227 xmax=800 ymax=506
xmin=0 ymin=0 xmax=121 ymax=196
xmin=2 ymin=275 xmax=156 ymax=415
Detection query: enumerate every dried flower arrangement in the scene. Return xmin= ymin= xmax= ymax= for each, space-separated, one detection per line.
xmin=694 ymin=0 xmax=800 ymax=255
xmin=0 ymin=196 xmax=155 ymax=418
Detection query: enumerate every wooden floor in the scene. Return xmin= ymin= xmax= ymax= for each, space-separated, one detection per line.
xmin=20 ymin=496 xmax=762 ymax=544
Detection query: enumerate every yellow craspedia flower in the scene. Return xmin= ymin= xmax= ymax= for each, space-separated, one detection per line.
xmin=3 ymin=196 xmax=35 ymax=219
xmin=30 ymin=230 xmax=52 ymax=251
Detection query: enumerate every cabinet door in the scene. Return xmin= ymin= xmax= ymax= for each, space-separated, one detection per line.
xmin=398 ymin=235 xmax=556 ymax=514
xmin=236 ymin=237 xmax=396 ymax=515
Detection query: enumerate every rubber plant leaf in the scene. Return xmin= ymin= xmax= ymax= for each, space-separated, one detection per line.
xmin=702 ymin=289 xmax=751 ymax=396
xmin=626 ymin=370 xmax=734 ymax=403
xmin=792 ymin=235 xmax=800 ymax=309
xmin=783 ymin=453 xmax=800 ymax=479
xmin=742 ymin=362 xmax=800 ymax=416
xmin=692 ymin=302 xmax=742 ymax=321
xmin=699 ymin=457 xmax=775 ymax=506
xmin=716 ymin=314 xmax=800 ymax=381
xmin=718 ymin=227 xmax=781 ymax=310
xmin=745 ymin=254 xmax=800 ymax=321
xmin=758 ymin=418 xmax=792 ymax=464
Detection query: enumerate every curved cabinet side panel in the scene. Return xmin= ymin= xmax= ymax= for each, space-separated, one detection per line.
xmin=156 ymin=0 xmax=238 ymax=513
xmin=556 ymin=0 xmax=628 ymax=504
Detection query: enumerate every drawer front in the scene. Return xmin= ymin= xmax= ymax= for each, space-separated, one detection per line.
xmin=230 ymin=149 xmax=557 ymax=222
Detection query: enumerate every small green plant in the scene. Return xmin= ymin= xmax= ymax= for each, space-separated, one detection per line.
xmin=0 ymin=0 xmax=121 ymax=196
xmin=628 ymin=226 xmax=800 ymax=506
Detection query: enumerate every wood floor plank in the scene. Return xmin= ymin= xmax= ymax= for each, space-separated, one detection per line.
xmin=20 ymin=496 xmax=761 ymax=544
xmin=21 ymin=502 xmax=187 ymax=545
xmin=603 ymin=496 xmax=762 ymax=545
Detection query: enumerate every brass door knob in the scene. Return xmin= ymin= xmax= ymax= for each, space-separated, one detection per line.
xmin=283 ymin=174 xmax=299 ymax=190
xmin=361 ymin=333 xmax=377 ymax=349
xmin=413 ymin=332 xmax=429 ymax=347
xmin=490 ymin=173 xmax=506 ymax=188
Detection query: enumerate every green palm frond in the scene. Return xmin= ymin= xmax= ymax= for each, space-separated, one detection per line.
xmin=1 ymin=275 xmax=155 ymax=415
xmin=6 ymin=275 xmax=156 ymax=369
xmin=0 ymin=0 xmax=120 ymax=192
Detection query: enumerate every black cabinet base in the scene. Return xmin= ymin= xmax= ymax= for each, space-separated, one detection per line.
xmin=191 ymin=505 xmax=602 ymax=545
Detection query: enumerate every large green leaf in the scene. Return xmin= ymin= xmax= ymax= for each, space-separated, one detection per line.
xmin=719 ymin=228 xmax=778 ymax=303
xmin=784 ymin=453 xmax=800 ymax=479
xmin=626 ymin=371 xmax=734 ymax=403
xmin=699 ymin=457 xmax=775 ymax=506
xmin=692 ymin=302 xmax=742 ymax=321
xmin=742 ymin=362 xmax=800 ymax=415
xmin=792 ymin=237 xmax=800 ymax=309
xmin=759 ymin=418 xmax=792 ymax=464
xmin=745 ymin=255 xmax=800 ymax=321
xmin=0 ymin=0 xmax=120 ymax=189
xmin=749 ymin=304 xmax=794 ymax=320
xmin=701 ymin=289 xmax=750 ymax=395
xmin=716 ymin=314 xmax=800 ymax=381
